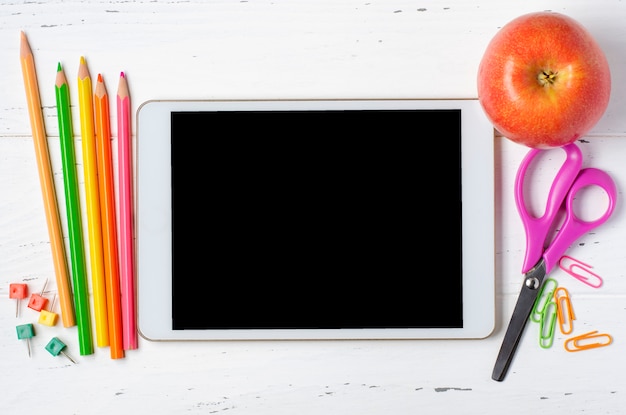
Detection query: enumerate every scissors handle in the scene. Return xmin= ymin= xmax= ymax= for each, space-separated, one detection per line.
xmin=515 ymin=143 xmax=583 ymax=273
xmin=542 ymin=167 xmax=617 ymax=273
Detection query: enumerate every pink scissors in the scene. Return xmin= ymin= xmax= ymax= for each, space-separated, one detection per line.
xmin=492 ymin=143 xmax=617 ymax=381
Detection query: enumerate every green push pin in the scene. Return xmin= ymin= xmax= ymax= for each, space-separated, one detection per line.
xmin=16 ymin=323 xmax=35 ymax=357
xmin=45 ymin=337 xmax=77 ymax=364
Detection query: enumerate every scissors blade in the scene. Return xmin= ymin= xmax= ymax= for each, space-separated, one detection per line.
xmin=492 ymin=259 xmax=547 ymax=381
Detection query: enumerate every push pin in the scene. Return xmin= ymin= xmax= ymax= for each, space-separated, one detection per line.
xmin=45 ymin=337 xmax=77 ymax=364
xmin=38 ymin=294 xmax=58 ymax=326
xmin=9 ymin=283 xmax=28 ymax=317
xmin=16 ymin=323 xmax=35 ymax=357
xmin=28 ymin=278 xmax=49 ymax=312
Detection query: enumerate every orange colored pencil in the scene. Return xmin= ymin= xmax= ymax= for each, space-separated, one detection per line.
xmin=19 ymin=31 xmax=75 ymax=328
xmin=94 ymin=74 xmax=125 ymax=359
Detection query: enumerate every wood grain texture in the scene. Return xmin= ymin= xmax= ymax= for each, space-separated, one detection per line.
xmin=2 ymin=1 xmax=626 ymax=413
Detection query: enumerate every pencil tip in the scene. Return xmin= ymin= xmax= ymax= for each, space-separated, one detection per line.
xmin=120 ymin=71 xmax=125 ymax=78
xmin=55 ymin=63 xmax=67 ymax=86
xmin=77 ymin=57 xmax=90 ymax=80
xmin=19 ymin=31 xmax=31 ymax=56
xmin=97 ymin=73 xmax=103 ymax=82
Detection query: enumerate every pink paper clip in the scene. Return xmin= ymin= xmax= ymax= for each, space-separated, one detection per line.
xmin=558 ymin=255 xmax=603 ymax=288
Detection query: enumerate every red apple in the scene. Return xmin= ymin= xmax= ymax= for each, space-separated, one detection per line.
xmin=477 ymin=12 xmax=611 ymax=149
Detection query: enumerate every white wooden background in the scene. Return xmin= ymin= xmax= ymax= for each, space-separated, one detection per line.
xmin=2 ymin=1 xmax=626 ymax=413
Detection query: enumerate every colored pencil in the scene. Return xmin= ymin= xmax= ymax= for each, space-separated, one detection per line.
xmin=55 ymin=63 xmax=93 ymax=355
xmin=78 ymin=57 xmax=109 ymax=348
xmin=19 ymin=31 xmax=76 ymax=328
xmin=94 ymin=74 xmax=125 ymax=359
xmin=117 ymin=72 xmax=138 ymax=350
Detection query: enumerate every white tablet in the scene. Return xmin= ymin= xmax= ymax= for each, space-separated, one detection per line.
xmin=136 ymin=99 xmax=495 ymax=341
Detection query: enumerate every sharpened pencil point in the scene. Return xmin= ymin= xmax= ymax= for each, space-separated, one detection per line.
xmin=20 ymin=31 xmax=33 ymax=58
xmin=97 ymin=73 xmax=103 ymax=83
xmin=55 ymin=64 xmax=67 ymax=87
xmin=120 ymin=71 xmax=125 ymax=78
xmin=78 ymin=56 xmax=89 ymax=80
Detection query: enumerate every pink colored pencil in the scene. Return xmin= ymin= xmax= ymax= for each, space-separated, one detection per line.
xmin=116 ymin=72 xmax=137 ymax=350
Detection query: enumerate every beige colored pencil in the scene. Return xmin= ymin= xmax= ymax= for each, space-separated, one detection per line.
xmin=19 ymin=31 xmax=75 ymax=327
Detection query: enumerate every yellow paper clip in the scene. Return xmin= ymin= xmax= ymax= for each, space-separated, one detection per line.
xmin=539 ymin=301 xmax=557 ymax=349
xmin=531 ymin=278 xmax=558 ymax=323
xmin=564 ymin=330 xmax=613 ymax=352
xmin=558 ymin=255 xmax=603 ymax=288
xmin=554 ymin=287 xmax=575 ymax=335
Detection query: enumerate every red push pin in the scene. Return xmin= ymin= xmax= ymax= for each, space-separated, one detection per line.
xmin=28 ymin=279 xmax=49 ymax=312
xmin=9 ymin=283 xmax=28 ymax=317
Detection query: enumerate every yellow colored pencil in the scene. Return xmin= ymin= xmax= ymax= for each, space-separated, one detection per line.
xmin=19 ymin=31 xmax=76 ymax=328
xmin=78 ymin=57 xmax=109 ymax=347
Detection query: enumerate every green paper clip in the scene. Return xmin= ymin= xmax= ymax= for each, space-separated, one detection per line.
xmin=531 ymin=278 xmax=558 ymax=323
xmin=539 ymin=301 xmax=557 ymax=349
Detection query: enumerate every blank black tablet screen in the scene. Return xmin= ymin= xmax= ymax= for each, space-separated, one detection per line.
xmin=171 ymin=110 xmax=462 ymax=330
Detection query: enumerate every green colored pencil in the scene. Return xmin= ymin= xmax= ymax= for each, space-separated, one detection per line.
xmin=55 ymin=62 xmax=93 ymax=356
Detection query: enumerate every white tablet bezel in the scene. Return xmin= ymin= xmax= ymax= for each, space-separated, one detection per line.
xmin=136 ymin=99 xmax=495 ymax=341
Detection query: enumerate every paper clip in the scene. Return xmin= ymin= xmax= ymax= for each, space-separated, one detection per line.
xmin=531 ymin=278 xmax=558 ymax=323
xmin=564 ymin=330 xmax=612 ymax=352
xmin=539 ymin=301 xmax=557 ymax=349
xmin=558 ymin=255 xmax=603 ymax=288
xmin=554 ymin=287 xmax=575 ymax=335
